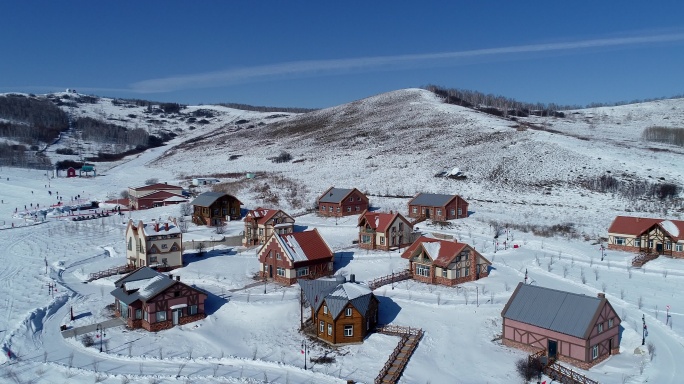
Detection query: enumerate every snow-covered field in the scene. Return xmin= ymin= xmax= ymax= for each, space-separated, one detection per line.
xmin=0 ymin=89 xmax=683 ymax=383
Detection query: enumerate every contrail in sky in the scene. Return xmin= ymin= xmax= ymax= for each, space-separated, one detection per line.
xmin=130 ymin=32 xmax=684 ymax=93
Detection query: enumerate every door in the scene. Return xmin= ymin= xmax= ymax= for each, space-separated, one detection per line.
xmin=609 ymin=338 xmax=612 ymax=355
xmin=548 ymin=340 xmax=557 ymax=359
xmin=424 ymin=208 xmax=430 ymax=218
xmin=269 ymin=265 xmax=273 ymax=278
xmin=173 ymin=309 xmax=181 ymax=325
xmin=656 ymin=243 xmax=663 ymax=253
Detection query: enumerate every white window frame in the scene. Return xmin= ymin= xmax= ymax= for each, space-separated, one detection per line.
xmin=347 ymin=206 xmax=351 ymax=212
xmin=189 ymin=305 xmax=198 ymax=315
xmin=442 ymin=269 xmax=447 ymax=278
xmin=457 ymin=208 xmax=462 ymax=216
xmin=323 ymin=305 xmax=328 ymax=315
xmin=380 ymin=236 xmax=385 ymax=245
xmin=677 ymin=244 xmax=683 ymax=252
xmin=412 ymin=207 xmax=417 ymax=214
xmin=417 ymin=264 xmax=430 ymax=277
xmin=344 ymin=325 xmax=353 ymax=337
xmin=328 ymin=324 xmax=333 ymax=336
xmin=349 ymin=196 xmax=354 ymax=202
xmin=277 ymin=267 xmax=285 ymax=276
xmin=598 ymin=323 xmax=603 ymax=333
xmin=608 ymin=318 xmax=613 ymax=328
xmin=450 ymin=209 xmax=455 ymax=216
xmin=346 ymin=307 xmax=352 ymax=317
xmin=355 ymin=206 xmax=360 ymax=211
xmin=156 ymin=310 xmax=167 ymax=322
xmin=297 ymin=267 xmax=309 ymax=277
xmin=592 ymin=345 xmax=599 ymax=359
xmin=319 ymin=321 xmax=324 ymax=333
xmin=436 ymin=209 xmax=442 ymax=216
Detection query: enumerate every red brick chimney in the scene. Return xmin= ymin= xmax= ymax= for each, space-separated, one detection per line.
xmin=597 ymin=292 xmax=605 ymax=298
xmin=165 ymin=222 xmax=169 ymax=231
xmin=154 ymin=222 xmax=159 ymax=232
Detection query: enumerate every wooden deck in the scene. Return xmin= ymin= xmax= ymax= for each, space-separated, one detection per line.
xmin=368 ymin=270 xmax=412 ymax=291
xmin=87 ymin=264 xmax=136 ymax=281
xmin=632 ymin=251 xmax=659 ymax=267
xmin=374 ymin=325 xmax=424 ymax=384
xmin=528 ymin=350 xmax=600 ymax=384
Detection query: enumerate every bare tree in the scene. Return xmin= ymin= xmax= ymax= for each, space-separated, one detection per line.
xmin=180 ymin=202 xmax=192 ymax=216
xmin=638 ymin=296 xmax=643 ymax=309
xmin=601 ymin=282 xmax=607 ymax=292
xmin=563 ymin=265 xmax=568 ymax=278
xmin=594 ymin=268 xmax=600 ymax=281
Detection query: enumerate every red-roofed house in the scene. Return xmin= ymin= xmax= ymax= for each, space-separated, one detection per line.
xmin=128 ymin=183 xmax=184 ymax=210
xmin=401 ymin=236 xmax=491 ymax=286
xmin=243 ymin=208 xmax=295 ymax=246
xmin=257 ymin=229 xmax=334 ymax=285
xmin=357 ymin=210 xmax=414 ymax=250
xmin=317 ymin=187 xmax=369 ymax=217
xmin=608 ymin=216 xmax=684 ymax=258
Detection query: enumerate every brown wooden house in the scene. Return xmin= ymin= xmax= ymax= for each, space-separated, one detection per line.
xmin=502 ymin=283 xmax=621 ymax=369
xmin=190 ymin=191 xmax=242 ymax=226
xmin=317 ymin=187 xmax=369 ymax=217
xmin=407 ymin=193 xmax=468 ymax=221
xmin=357 ymin=210 xmax=414 ymax=250
xmin=128 ymin=183 xmax=184 ymax=210
xmin=257 ymin=229 xmax=334 ymax=285
xmin=401 ymin=236 xmax=491 ymax=286
xmin=111 ymin=267 xmax=207 ymax=332
xmin=243 ymin=207 xmax=295 ymax=246
xmin=299 ymin=274 xmax=379 ymax=345
xmin=607 ymin=216 xmax=684 ymax=258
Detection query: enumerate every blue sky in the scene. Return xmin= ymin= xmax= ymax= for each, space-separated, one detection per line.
xmin=2 ymin=1 xmax=684 ymax=108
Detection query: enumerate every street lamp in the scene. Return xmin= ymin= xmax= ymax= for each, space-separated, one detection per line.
xmin=301 ymin=340 xmax=308 ymax=370
xmin=96 ymin=324 xmax=106 ymax=352
xmin=642 ymin=314 xmax=646 ymax=346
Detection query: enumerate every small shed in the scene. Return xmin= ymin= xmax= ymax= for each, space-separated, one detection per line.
xmin=80 ymin=165 xmax=96 ymax=177
xmin=66 ymin=167 xmax=77 ymax=178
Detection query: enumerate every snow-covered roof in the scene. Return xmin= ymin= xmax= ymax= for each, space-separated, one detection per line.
xmin=298 ymin=276 xmax=375 ymax=320
xmin=661 ymin=220 xmax=680 ymax=238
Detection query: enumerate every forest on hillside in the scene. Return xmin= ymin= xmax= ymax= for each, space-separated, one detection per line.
xmin=0 ymin=94 xmax=69 ymax=144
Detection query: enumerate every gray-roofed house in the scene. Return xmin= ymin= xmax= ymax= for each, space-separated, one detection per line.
xmin=299 ymin=274 xmax=379 ymax=345
xmin=191 ymin=191 xmax=242 ymax=226
xmin=125 ymin=218 xmax=182 ymax=270
xmin=407 ymin=193 xmax=468 ymax=221
xmin=501 ymin=283 xmax=620 ymax=369
xmin=317 ymin=187 xmax=369 ymax=217
xmin=111 ymin=267 xmax=207 ymax=332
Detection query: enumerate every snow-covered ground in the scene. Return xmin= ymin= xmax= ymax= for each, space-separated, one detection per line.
xmin=0 ymin=89 xmax=683 ymax=383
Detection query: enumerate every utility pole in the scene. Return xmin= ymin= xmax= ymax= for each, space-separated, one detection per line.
xmin=524 ymin=269 xmax=528 ymax=284
xmin=301 ymin=340 xmax=308 ymax=370
xmin=642 ymin=314 xmax=647 ymax=345
xmin=600 ymin=244 xmax=606 ymax=261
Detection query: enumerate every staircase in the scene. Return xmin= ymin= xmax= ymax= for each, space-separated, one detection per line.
xmin=632 ymin=251 xmax=659 ymax=267
xmin=528 ymin=350 xmax=599 ymax=384
xmin=368 ymin=270 xmax=412 ymax=291
xmin=374 ymin=325 xmax=424 ymax=384
xmin=88 ymin=264 xmax=136 ymax=281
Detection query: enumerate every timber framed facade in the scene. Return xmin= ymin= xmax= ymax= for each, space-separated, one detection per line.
xmin=502 ymin=284 xmax=620 ymax=369
xmin=243 ymin=208 xmax=295 ymax=246
xmin=607 ymin=216 xmax=684 ymax=258
xmin=111 ymin=267 xmax=207 ymax=332
xmin=401 ymin=236 xmax=491 ymax=286
xmin=357 ymin=210 xmax=415 ymax=251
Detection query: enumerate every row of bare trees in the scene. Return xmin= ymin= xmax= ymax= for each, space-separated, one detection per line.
xmin=0 ymin=94 xmax=69 ymax=144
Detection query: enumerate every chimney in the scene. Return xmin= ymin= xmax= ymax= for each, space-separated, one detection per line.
xmin=597 ymin=292 xmax=605 ymax=298
xmin=350 ymin=274 xmax=356 ymax=283
xmin=165 ymin=222 xmax=169 ymax=231
xmin=176 ymin=276 xmax=180 ymax=281
xmin=155 ymin=222 xmax=159 ymax=232
xmin=169 ymin=274 xmax=173 ymax=280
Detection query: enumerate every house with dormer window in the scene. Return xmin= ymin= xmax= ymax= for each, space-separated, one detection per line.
xmin=125 ymin=218 xmax=182 ymax=270
xmin=243 ymin=207 xmax=295 ymax=246
xmin=607 ymin=216 xmax=684 ymax=258
xmin=357 ymin=210 xmax=415 ymax=250
xmin=401 ymin=236 xmax=490 ymax=286
xmin=257 ymin=229 xmax=334 ymax=285
xmin=299 ymin=274 xmax=379 ymax=345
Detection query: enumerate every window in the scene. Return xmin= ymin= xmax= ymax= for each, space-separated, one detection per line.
xmin=259 ymin=228 xmax=263 ymax=235
xmin=347 ymin=206 xmax=351 ymax=212
xmin=128 ymin=237 xmax=133 ymax=251
xmin=457 ymin=208 xmax=462 ymax=216
xmin=450 ymin=209 xmax=455 ymax=216
xmin=399 ymin=223 xmax=404 ymax=231
xmin=592 ymin=345 xmax=599 ymax=359
xmin=357 ymin=196 xmax=362 ymax=201
xmin=349 ymin=196 xmax=354 ymax=202
xmin=174 ymin=291 xmax=180 ymax=297
xmin=356 ymin=206 xmax=360 ymax=211
xmin=417 ymin=264 xmax=430 ymax=277
xmin=149 ymin=247 xmax=157 ymax=254
xmin=277 ymin=267 xmax=285 ymax=276
xmin=608 ymin=318 xmax=613 ymax=328
xmin=320 ymin=321 xmax=325 ymax=333
xmin=323 ymin=305 xmax=328 ymax=315
xmin=380 ymin=236 xmax=385 ymax=245
xmin=320 ymin=206 xmax=325 ymax=211
xmin=328 ymin=324 xmax=333 ymax=335
xmin=412 ymin=207 xmax=417 ymax=214
xmin=162 ymin=258 xmax=168 ymax=265
xmin=135 ymin=309 xmax=142 ymax=319
xmin=161 ymin=243 xmax=168 ymax=249
xmin=276 ymin=253 xmax=281 ymax=260
xmin=157 ymin=311 xmax=167 ymax=322
xmin=297 ymin=267 xmax=309 ymax=277
xmin=362 ymin=235 xmax=371 ymax=244
xmin=465 ymin=267 xmax=469 ymax=277
xmin=436 ymin=209 xmax=442 ymax=216
xmin=337 ymin=207 xmax=341 ymax=212
xmin=648 ymin=240 xmax=653 ymax=248
xmin=329 ymin=206 xmax=333 ymax=212
xmin=634 ymin=238 xmax=641 ymax=247
xmin=677 ymin=244 xmax=683 ymax=252
xmin=666 ymin=242 xmax=672 ymax=250
xmin=442 ymin=269 xmax=447 ymax=278
xmin=150 ymin=256 xmax=158 ymax=263
xmin=598 ymin=323 xmax=603 ymax=333
xmin=189 ymin=305 xmax=198 ymax=315
xmin=455 ymin=268 xmax=461 ymax=278
xmin=346 ymin=308 xmax=352 ymax=317
xmin=143 ymin=311 xmax=148 ymax=321
xmin=344 ymin=325 xmax=353 ymax=337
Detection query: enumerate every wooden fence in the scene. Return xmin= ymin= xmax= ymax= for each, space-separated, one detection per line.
xmin=368 ymin=270 xmax=411 ymax=291
xmin=374 ymin=325 xmax=424 ymax=384
xmin=88 ymin=264 xmax=135 ymax=281
xmin=528 ymin=349 xmax=599 ymax=384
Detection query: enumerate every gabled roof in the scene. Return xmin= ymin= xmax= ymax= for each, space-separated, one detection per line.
xmin=299 ymin=276 xmax=375 ymax=319
xmin=408 ymin=193 xmax=462 ymax=207
xmin=244 ymin=207 xmax=291 ymax=225
xmin=608 ymin=216 xmax=684 ymax=241
xmin=401 ymin=236 xmax=486 ymax=268
xmin=358 ymin=210 xmax=411 ymax=233
xmin=318 ymin=187 xmax=366 ymax=204
xmin=139 ymin=219 xmax=181 ymax=236
xmin=273 ymin=229 xmax=333 ymax=264
xmin=130 ymin=183 xmax=182 ymax=191
xmin=137 ymin=190 xmax=185 ymax=200
xmin=190 ymin=191 xmax=242 ymax=207
xmin=111 ymin=267 xmax=176 ymax=305
xmin=501 ymin=283 xmax=606 ymax=339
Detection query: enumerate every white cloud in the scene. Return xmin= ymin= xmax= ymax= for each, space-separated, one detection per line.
xmin=124 ymin=32 xmax=682 ymax=93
